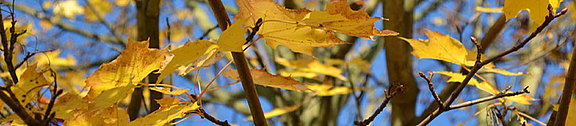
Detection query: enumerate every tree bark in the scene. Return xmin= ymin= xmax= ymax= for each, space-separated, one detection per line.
xmin=382 ymin=0 xmax=418 ymax=126
xmin=128 ymin=0 xmax=161 ymax=120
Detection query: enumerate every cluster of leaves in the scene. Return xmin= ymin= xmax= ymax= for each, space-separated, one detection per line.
xmin=0 ymin=0 xmax=575 ymax=125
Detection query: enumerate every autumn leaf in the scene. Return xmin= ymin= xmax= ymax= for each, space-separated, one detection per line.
xmin=33 ymin=50 xmax=77 ymax=67
xmin=223 ymin=69 xmax=309 ymax=91
xmin=218 ymin=19 xmax=248 ymax=52
xmin=503 ymin=0 xmax=563 ymax=26
xmin=85 ymin=39 xmax=168 ymax=99
xmin=276 ymin=57 xmax=346 ymax=80
xmin=150 ymin=87 xmax=190 ymax=95
xmin=400 ymin=30 xmax=481 ymax=66
xmin=10 ymin=64 xmax=50 ymax=105
xmin=87 ymin=84 xmax=135 ymax=111
xmin=483 ymin=67 xmax=529 ymax=76
xmin=476 ymin=6 xmax=503 ymax=13
xmin=52 ymin=93 xmax=88 ymax=120
xmin=566 ymin=98 xmax=576 ymax=124
xmin=504 ymin=93 xmax=537 ymax=104
xmin=48 ymin=0 xmax=84 ymax=19
xmin=128 ymin=102 xmax=200 ymax=126
xmin=248 ymin=105 xmax=301 ymax=120
xmin=157 ymin=40 xmax=218 ymax=83
xmin=234 ymin=0 xmax=397 ymax=55
xmin=155 ymin=97 xmax=181 ymax=109
xmin=64 ymin=105 xmax=129 ymax=126
xmin=305 ymin=83 xmax=357 ymax=96
xmin=84 ymin=0 xmax=113 ymax=22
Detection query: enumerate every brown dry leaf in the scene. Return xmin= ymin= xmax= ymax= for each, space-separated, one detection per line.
xmin=85 ymin=39 xmax=168 ymax=99
xmin=223 ymin=69 xmax=309 ymax=91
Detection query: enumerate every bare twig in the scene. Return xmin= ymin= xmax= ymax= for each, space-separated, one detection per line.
xmin=419 ymin=72 xmax=443 ymax=109
xmin=448 ymin=87 xmax=530 ymax=110
xmin=197 ymin=25 xmax=219 ymax=40
xmin=354 ymin=84 xmax=404 ymax=126
xmin=198 ymin=108 xmax=231 ymax=126
xmin=42 ymin=70 xmax=62 ymax=125
xmin=417 ymin=5 xmax=567 ymax=126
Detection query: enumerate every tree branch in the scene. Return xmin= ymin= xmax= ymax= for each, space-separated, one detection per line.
xmin=419 ymin=72 xmax=444 ymax=109
xmin=448 ymin=87 xmax=530 ymax=110
xmin=417 ymin=5 xmax=567 ymax=126
xmin=354 ymin=84 xmax=404 ymax=126
xmin=207 ymin=1 xmax=267 ymax=126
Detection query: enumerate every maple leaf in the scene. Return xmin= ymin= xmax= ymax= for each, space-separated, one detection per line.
xmin=10 ymin=64 xmax=50 ymax=105
xmin=223 ymin=69 xmax=309 ymax=91
xmin=503 ymin=0 xmax=563 ymax=26
xmin=276 ymin=57 xmax=346 ymax=80
xmin=435 ymin=71 xmax=536 ymax=104
xmin=218 ymin=19 xmax=248 ymax=52
xmin=64 ymin=105 xmax=129 ymax=126
xmin=33 ymin=50 xmax=77 ymax=67
xmin=150 ymin=87 xmax=190 ymax=95
xmin=399 ymin=30 xmax=481 ymax=66
xmin=234 ymin=0 xmax=397 ymax=55
xmin=305 ymin=84 xmax=358 ymax=96
xmin=87 ymin=84 xmax=135 ymax=111
xmin=483 ymin=67 xmax=529 ymax=76
xmin=155 ymin=97 xmax=181 ymax=109
xmin=128 ymin=102 xmax=200 ymax=126
xmin=47 ymin=0 xmax=84 ymax=19
xmin=247 ymin=104 xmax=301 ymax=120
xmin=157 ymin=40 xmax=218 ymax=83
xmin=84 ymin=39 xmax=168 ymax=99
xmin=52 ymin=93 xmax=88 ymax=120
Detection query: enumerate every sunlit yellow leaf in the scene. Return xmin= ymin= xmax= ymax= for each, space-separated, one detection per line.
xmin=305 ymin=84 xmax=356 ymax=96
xmin=88 ymin=84 xmax=135 ymax=111
xmin=64 ymin=105 xmax=129 ymax=125
xmin=483 ymin=67 xmax=529 ymax=76
xmin=10 ymin=64 xmax=49 ymax=105
xmin=503 ymin=0 xmax=563 ymax=26
xmin=115 ymin=0 xmax=130 ymax=7
xmin=566 ymin=98 xmax=576 ymax=124
xmin=400 ymin=30 xmax=481 ymax=66
xmin=155 ymin=97 xmax=181 ymax=109
xmin=223 ymin=69 xmax=309 ymax=91
xmin=85 ymin=39 xmax=168 ymax=98
xmin=84 ymin=0 xmax=113 ymax=22
xmin=218 ymin=19 xmax=248 ymax=52
xmin=157 ymin=40 xmax=218 ymax=83
xmin=475 ymin=7 xmax=503 ymax=13
xmin=52 ymin=92 xmax=88 ymax=120
xmin=51 ymin=0 xmax=84 ymax=19
xmin=278 ymin=70 xmax=317 ymax=79
xmin=504 ymin=93 xmax=537 ymax=105
xmin=276 ymin=58 xmax=346 ymax=80
xmin=150 ymin=87 xmax=190 ymax=95
xmin=234 ymin=0 xmax=397 ymax=55
xmin=128 ymin=102 xmax=200 ymax=126
xmin=434 ymin=71 xmax=499 ymax=94
xmin=33 ymin=50 xmax=77 ymax=67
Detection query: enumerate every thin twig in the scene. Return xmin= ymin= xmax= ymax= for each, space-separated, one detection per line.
xmin=197 ymin=25 xmax=219 ymax=40
xmin=448 ymin=87 xmax=530 ymax=110
xmin=419 ymin=72 xmax=443 ymax=109
xmin=42 ymin=70 xmax=62 ymax=125
xmin=354 ymin=84 xmax=404 ymax=126
xmin=198 ymin=108 xmax=231 ymax=126
xmin=417 ymin=5 xmax=567 ymax=126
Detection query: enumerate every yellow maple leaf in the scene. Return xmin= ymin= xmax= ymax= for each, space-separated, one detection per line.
xmin=150 ymin=87 xmax=190 ymax=95
xmin=52 ymin=92 xmax=88 ymax=120
xmin=504 ymin=93 xmax=537 ymax=104
xmin=157 ymin=40 xmax=218 ymax=83
xmin=218 ymin=19 xmax=248 ymax=52
xmin=85 ymin=39 xmax=168 ymax=99
xmin=503 ymin=0 xmax=563 ymax=25
xmin=64 ymin=105 xmax=129 ymax=126
xmin=483 ymin=67 xmax=529 ymax=76
xmin=567 ymin=98 xmax=576 ymax=124
xmin=128 ymin=102 xmax=200 ymax=126
xmin=247 ymin=105 xmax=301 ymax=120
xmin=84 ymin=0 xmax=113 ymax=22
xmin=88 ymin=84 xmax=135 ymax=111
xmin=223 ymin=69 xmax=309 ymax=91
xmin=10 ymin=64 xmax=50 ymax=105
xmin=400 ymin=30 xmax=481 ymax=66
xmin=33 ymin=50 xmax=77 ymax=67
xmin=155 ymin=97 xmax=181 ymax=109
xmin=278 ymin=70 xmax=318 ymax=79
xmin=115 ymin=0 xmax=130 ymax=7
xmin=51 ymin=0 xmax=84 ymax=19
xmin=276 ymin=58 xmax=346 ymax=80
xmin=476 ymin=6 xmax=503 ymax=13
xmin=305 ymin=84 xmax=357 ymax=96
xmin=234 ymin=0 xmax=396 ymax=56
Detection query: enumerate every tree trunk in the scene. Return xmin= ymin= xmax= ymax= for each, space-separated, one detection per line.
xmin=128 ymin=0 xmax=161 ymax=120
xmin=382 ymin=0 xmax=418 ymax=125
